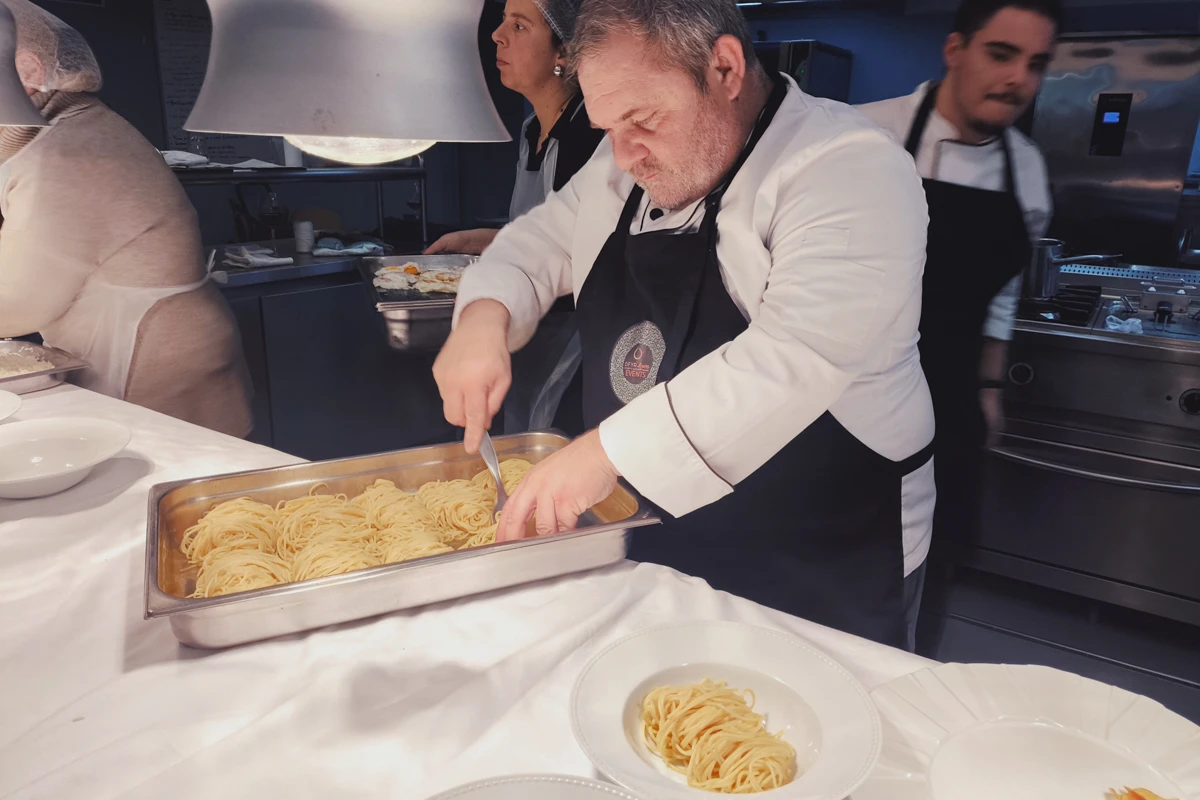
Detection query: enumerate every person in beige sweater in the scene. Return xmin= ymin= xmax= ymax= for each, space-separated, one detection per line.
xmin=0 ymin=0 xmax=252 ymax=438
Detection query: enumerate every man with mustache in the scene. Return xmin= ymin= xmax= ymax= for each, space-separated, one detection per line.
xmin=435 ymin=0 xmax=936 ymax=649
xmin=859 ymin=0 xmax=1060 ymax=654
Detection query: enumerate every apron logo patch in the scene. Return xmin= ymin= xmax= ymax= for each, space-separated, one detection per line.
xmin=609 ymin=321 xmax=665 ymax=405
xmin=623 ymin=344 xmax=653 ymax=384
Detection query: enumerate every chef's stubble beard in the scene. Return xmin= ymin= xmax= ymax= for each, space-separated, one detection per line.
xmin=637 ymin=92 xmax=742 ymax=211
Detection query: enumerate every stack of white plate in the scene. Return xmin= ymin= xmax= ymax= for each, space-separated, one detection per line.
xmin=857 ymin=662 xmax=1200 ymax=800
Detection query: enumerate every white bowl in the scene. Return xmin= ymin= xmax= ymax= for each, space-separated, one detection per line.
xmin=0 ymin=390 xmax=19 ymax=423
xmin=0 ymin=417 xmax=131 ymax=499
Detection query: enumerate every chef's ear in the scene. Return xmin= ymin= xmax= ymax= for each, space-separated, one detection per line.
xmin=943 ymin=32 xmax=968 ymax=72
xmin=14 ymin=51 xmax=44 ymax=93
xmin=710 ymin=34 xmax=748 ymax=101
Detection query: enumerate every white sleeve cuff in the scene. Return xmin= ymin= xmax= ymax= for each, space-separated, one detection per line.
xmin=598 ymin=384 xmax=733 ymax=518
xmin=982 ymin=274 xmax=1022 ymax=342
xmin=453 ymin=262 xmax=542 ymax=352
xmin=981 ymin=317 xmax=1016 ymax=342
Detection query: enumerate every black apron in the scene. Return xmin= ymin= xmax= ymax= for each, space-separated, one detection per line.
xmin=906 ymin=83 xmax=1032 ymax=564
xmin=574 ymin=76 xmax=933 ymax=649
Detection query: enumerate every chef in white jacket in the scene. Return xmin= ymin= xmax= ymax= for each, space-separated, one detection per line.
xmin=435 ymin=0 xmax=936 ymax=648
xmin=858 ymin=0 xmax=1057 ymax=654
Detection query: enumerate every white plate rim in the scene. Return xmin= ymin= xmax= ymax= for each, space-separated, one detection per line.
xmin=425 ymin=773 xmax=647 ymax=800
xmin=570 ymin=620 xmax=882 ymax=800
xmin=0 ymin=390 xmax=20 ymax=423
xmin=0 ymin=416 xmax=131 ymax=486
xmin=860 ymin=661 xmax=1200 ymax=800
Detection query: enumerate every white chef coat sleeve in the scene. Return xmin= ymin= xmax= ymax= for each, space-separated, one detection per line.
xmin=600 ymin=130 xmax=930 ymax=518
xmin=982 ymin=275 xmax=1022 ymax=341
xmin=452 ymin=168 xmax=582 ymax=352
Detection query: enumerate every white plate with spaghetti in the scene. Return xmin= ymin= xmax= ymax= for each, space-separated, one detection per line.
xmin=426 ymin=774 xmax=647 ymax=800
xmin=570 ymin=621 xmax=881 ymax=799
xmin=855 ymin=663 xmax=1200 ymax=800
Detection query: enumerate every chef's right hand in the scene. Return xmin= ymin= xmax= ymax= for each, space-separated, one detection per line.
xmin=433 ymin=299 xmax=512 ymax=455
xmin=423 ymin=228 xmax=500 ymax=257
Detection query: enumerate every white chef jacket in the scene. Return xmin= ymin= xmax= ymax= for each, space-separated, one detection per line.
xmin=456 ymin=78 xmax=937 ymax=575
xmin=858 ymin=82 xmax=1053 ymax=341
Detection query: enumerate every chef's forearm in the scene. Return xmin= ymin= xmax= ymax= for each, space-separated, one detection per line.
xmin=979 ymin=337 xmax=1008 ymax=382
xmin=456 ymin=299 xmax=510 ymax=335
xmin=454 ymin=262 xmax=546 ymax=352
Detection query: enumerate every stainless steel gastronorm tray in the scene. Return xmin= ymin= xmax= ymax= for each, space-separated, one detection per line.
xmin=0 ymin=340 xmax=89 ymax=394
xmin=144 ymin=431 xmax=658 ymax=649
xmin=360 ymin=255 xmax=476 ymax=352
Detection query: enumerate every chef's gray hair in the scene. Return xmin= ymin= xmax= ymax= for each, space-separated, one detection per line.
xmin=568 ymin=0 xmax=760 ymax=92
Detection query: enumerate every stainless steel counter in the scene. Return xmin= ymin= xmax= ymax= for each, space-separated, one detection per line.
xmin=212 ymin=252 xmax=360 ymax=288
xmin=208 ymin=239 xmax=388 ymax=288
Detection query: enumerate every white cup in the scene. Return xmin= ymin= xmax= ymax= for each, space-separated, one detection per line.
xmin=294 ymin=221 xmax=315 ymax=254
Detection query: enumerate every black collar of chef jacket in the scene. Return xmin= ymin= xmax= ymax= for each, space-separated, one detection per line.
xmin=523 ymin=91 xmax=591 ymax=174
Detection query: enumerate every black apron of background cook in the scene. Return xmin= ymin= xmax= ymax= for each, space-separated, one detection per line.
xmin=905 ymin=83 xmax=1031 ymax=654
xmin=573 ymin=75 xmax=932 ymax=648
xmin=906 ymin=83 xmax=1031 ymax=562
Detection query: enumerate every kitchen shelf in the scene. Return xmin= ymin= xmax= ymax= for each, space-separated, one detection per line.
xmin=171 ymin=166 xmax=425 ymax=185
xmin=172 ymin=165 xmax=429 ymax=245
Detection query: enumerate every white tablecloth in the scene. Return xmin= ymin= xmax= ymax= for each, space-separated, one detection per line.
xmin=0 ymin=387 xmax=933 ymax=800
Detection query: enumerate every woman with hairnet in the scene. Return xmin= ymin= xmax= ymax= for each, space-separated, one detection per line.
xmin=0 ymin=0 xmax=253 ymax=437
xmin=426 ymin=0 xmax=603 ymax=437
xmin=426 ymin=0 xmax=603 ymax=256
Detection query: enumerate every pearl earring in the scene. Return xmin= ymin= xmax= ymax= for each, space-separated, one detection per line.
xmin=553 ymin=64 xmax=564 ymax=78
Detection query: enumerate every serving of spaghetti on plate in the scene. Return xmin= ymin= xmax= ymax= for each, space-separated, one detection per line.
xmin=570 ymin=621 xmax=881 ymax=799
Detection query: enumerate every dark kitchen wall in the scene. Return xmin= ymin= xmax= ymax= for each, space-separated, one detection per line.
xmin=34 ymin=0 xmax=166 ymax=147
xmin=747 ymin=11 xmax=948 ymax=104
xmin=745 ymin=1 xmax=1200 ymax=105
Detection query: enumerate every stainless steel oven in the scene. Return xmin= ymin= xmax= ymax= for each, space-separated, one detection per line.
xmin=969 ymin=313 xmax=1200 ymax=626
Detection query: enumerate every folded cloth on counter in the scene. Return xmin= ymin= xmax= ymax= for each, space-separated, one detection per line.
xmin=1105 ymin=314 xmax=1144 ymax=334
xmin=161 ymin=150 xmax=210 ymax=168
xmin=311 ymin=237 xmax=385 ymax=257
xmin=161 ymin=152 xmax=287 ymax=170
xmin=223 ymin=245 xmax=294 ymax=269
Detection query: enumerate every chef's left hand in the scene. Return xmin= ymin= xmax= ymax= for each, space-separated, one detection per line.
xmin=980 ymin=388 xmax=1004 ymax=449
xmin=498 ymin=429 xmax=621 ymax=543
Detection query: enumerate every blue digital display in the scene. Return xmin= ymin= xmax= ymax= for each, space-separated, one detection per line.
xmin=1103 ymin=111 xmax=1122 ymax=124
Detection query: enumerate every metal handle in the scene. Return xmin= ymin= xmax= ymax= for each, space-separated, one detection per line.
xmin=1052 ymin=254 xmax=1120 ymax=265
xmin=989 ymin=446 xmax=1200 ymax=494
xmin=478 ymin=431 xmax=509 ymax=516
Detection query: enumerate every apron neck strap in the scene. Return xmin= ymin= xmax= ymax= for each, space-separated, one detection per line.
xmin=904 ymin=81 xmax=1019 ymax=196
xmin=708 ymin=71 xmax=790 ymax=210
xmin=903 ymin=82 xmax=940 ymax=157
